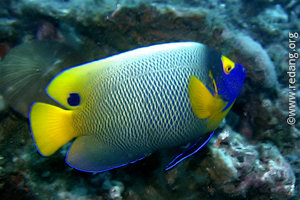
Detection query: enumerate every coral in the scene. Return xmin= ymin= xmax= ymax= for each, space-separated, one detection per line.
xmin=103 ymin=180 xmax=125 ymax=200
xmin=221 ymin=31 xmax=278 ymax=89
xmin=266 ymin=43 xmax=289 ymax=83
xmin=0 ymin=95 xmax=5 ymax=113
xmin=291 ymin=4 xmax=300 ymax=31
xmin=254 ymin=4 xmax=289 ymax=35
xmin=36 ymin=21 xmax=62 ymax=41
xmin=285 ymin=140 xmax=300 ymax=198
xmin=0 ymin=43 xmax=10 ymax=60
xmin=205 ymin=127 xmax=296 ymax=199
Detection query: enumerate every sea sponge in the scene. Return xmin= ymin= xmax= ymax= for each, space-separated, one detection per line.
xmin=222 ymin=32 xmax=278 ymax=89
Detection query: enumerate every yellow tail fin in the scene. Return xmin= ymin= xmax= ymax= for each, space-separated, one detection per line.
xmin=29 ymin=102 xmax=75 ymax=156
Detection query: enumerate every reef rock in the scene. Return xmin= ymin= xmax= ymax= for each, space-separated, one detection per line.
xmin=205 ymin=127 xmax=295 ymax=199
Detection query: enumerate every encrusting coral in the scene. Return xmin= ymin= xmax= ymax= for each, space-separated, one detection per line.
xmin=205 ymin=127 xmax=295 ymax=199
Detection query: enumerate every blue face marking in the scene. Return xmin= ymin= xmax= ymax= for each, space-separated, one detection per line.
xmin=67 ymin=93 xmax=81 ymax=107
xmin=216 ymin=63 xmax=246 ymax=111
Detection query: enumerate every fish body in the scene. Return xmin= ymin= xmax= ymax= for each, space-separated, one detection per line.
xmin=29 ymin=42 xmax=246 ymax=172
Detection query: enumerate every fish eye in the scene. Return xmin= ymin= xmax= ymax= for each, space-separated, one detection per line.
xmin=221 ymin=56 xmax=235 ymax=75
xmin=67 ymin=93 xmax=81 ymax=106
xmin=225 ymin=65 xmax=233 ymax=74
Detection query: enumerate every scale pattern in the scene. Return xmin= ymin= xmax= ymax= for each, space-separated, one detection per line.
xmin=70 ymin=43 xmax=218 ymax=171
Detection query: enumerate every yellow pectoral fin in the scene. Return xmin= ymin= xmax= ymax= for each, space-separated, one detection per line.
xmin=188 ymin=76 xmax=229 ymax=131
xmin=29 ymin=103 xmax=76 ymax=156
xmin=189 ymin=76 xmax=214 ymax=119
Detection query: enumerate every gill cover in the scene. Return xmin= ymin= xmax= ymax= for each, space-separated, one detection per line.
xmin=46 ymin=60 xmax=103 ymax=109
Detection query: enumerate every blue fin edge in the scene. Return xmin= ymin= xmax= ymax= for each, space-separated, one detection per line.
xmin=65 ymin=145 xmax=145 ymax=173
xmin=165 ymin=131 xmax=215 ymax=171
xmin=28 ymin=102 xmax=47 ymax=157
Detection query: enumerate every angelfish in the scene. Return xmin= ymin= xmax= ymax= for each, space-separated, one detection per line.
xmin=29 ymin=42 xmax=246 ymax=172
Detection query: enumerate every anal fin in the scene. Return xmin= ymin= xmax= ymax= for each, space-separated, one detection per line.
xmin=66 ymin=135 xmax=147 ymax=172
xmin=165 ymin=131 xmax=215 ymax=170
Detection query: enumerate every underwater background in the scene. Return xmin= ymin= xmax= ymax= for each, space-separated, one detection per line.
xmin=0 ymin=0 xmax=299 ymax=199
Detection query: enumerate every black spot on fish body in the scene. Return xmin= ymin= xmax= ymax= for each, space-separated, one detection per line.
xmin=67 ymin=93 xmax=81 ymax=106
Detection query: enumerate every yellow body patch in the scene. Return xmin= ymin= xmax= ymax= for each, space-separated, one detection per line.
xmin=189 ymin=76 xmax=231 ymax=131
xmin=47 ymin=59 xmax=111 ymax=110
